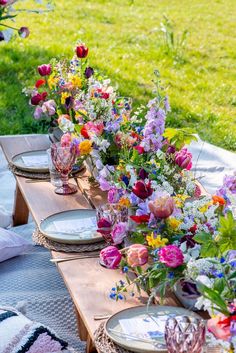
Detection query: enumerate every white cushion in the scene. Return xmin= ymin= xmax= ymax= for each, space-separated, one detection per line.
xmin=0 ymin=227 xmax=32 ymax=262
xmin=0 ymin=306 xmax=69 ymax=352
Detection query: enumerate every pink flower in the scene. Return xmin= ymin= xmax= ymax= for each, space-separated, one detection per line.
xmin=111 ymin=222 xmax=127 ymax=245
xmin=61 ymin=133 xmax=72 ymax=147
xmin=127 ymin=244 xmax=148 ymax=267
xmin=33 ymin=106 xmax=43 ymax=120
xmin=108 ymin=188 xmax=120 ymax=203
xmin=0 ymin=0 xmax=8 ymax=5
xmin=42 ymin=100 xmax=56 ymax=116
xmin=149 ymin=196 xmax=174 ymax=219
xmin=84 ymin=122 xmax=104 ymax=137
xmin=38 ymin=64 xmax=51 ymax=76
xmin=133 ymin=145 xmax=145 ymax=154
xmin=158 ymin=245 xmax=184 ymax=268
xmin=207 ymin=315 xmax=231 ymax=341
xmin=175 ymin=148 xmax=192 ymax=170
xmin=100 ymin=246 xmax=122 ymax=269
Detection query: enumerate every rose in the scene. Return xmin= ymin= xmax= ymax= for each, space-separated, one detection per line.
xmin=175 ymin=148 xmax=192 ymax=170
xmin=132 ymin=180 xmax=153 ymax=200
xmin=111 ymin=222 xmax=127 ymax=245
xmin=18 ymin=27 xmax=30 ymax=38
xmin=100 ymin=246 xmax=122 ymax=269
xmin=158 ymin=245 xmax=184 ymax=268
xmin=207 ymin=315 xmax=231 ymax=341
xmin=38 ymin=64 xmax=51 ymax=76
xmin=148 ymin=196 xmax=174 ymax=219
xmin=30 ymin=92 xmax=47 ymax=105
xmin=76 ymin=44 xmax=89 ymax=58
xmin=127 ymin=244 xmax=149 ymax=267
xmin=84 ymin=67 xmax=94 ymax=79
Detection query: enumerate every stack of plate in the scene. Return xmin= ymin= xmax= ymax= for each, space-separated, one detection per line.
xmin=11 ymin=150 xmax=49 ymax=173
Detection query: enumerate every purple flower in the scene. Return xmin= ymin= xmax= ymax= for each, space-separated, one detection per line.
xmin=175 ymin=148 xmax=192 ymax=170
xmin=38 ymin=64 xmax=51 ymax=76
xmin=108 ymin=187 xmax=120 ymax=203
xmin=98 ymin=176 xmax=112 ymax=191
xmin=138 ymin=168 xmax=149 ymax=180
xmin=33 ymin=106 xmax=43 ymax=120
xmin=18 ymin=27 xmax=30 ymax=38
xmin=164 ymin=96 xmax=171 ymax=112
xmin=111 ymin=222 xmax=127 ymax=245
xmin=84 ymin=67 xmax=94 ymax=79
xmin=42 ymin=100 xmax=56 ymax=116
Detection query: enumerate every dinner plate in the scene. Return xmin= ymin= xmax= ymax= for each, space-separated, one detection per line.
xmin=11 ymin=150 xmax=49 ymax=173
xmin=39 ymin=209 xmax=103 ymax=244
xmin=105 ymin=305 xmax=202 ymax=353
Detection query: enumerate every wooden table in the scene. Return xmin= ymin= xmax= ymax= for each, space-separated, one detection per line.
xmin=0 ymin=134 xmax=200 ymax=353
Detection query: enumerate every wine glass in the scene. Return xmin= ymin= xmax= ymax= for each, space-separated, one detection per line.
xmin=165 ymin=316 xmax=206 ymax=353
xmin=96 ymin=203 xmax=128 ymax=244
xmin=51 ymin=143 xmax=77 ymax=195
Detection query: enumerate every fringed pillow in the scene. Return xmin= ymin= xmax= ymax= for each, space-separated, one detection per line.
xmin=0 ymin=306 xmax=69 ymax=353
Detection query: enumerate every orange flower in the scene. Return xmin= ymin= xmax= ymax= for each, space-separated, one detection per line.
xmin=118 ymin=197 xmax=131 ymax=208
xmin=212 ymin=195 xmax=225 ymax=206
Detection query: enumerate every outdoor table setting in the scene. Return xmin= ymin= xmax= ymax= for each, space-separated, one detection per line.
xmin=1 ymin=42 xmax=235 ymax=353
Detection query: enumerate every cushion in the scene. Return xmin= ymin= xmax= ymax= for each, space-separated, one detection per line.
xmin=0 ymin=306 xmax=69 ymax=353
xmin=0 ymin=227 xmax=32 ymax=262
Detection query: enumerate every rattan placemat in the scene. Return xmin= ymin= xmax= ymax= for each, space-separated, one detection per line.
xmin=33 ymin=227 xmax=106 ymax=253
xmin=9 ymin=163 xmax=50 ymax=179
xmin=94 ymin=322 xmax=132 ymax=353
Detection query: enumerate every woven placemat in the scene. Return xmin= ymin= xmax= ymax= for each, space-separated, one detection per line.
xmin=33 ymin=227 xmax=106 ymax=253
xmin=94 ymin=322 xmax=132 ymax=353
xmin=9 ymin=163 xmax=50 ymax=179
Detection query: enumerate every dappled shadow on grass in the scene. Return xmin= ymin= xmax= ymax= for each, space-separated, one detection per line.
xmin=0 ymin=45 xmax=57 ymax=135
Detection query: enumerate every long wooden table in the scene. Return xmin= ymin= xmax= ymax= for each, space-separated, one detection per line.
xmin=0 ymin=134 xmax=198 ymax=353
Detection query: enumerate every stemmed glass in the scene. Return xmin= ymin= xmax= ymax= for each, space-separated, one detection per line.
xmin=51 ymin=143 xmax=77 ymax=195
xmin=96 ymin=203 xmax=128 ymax=244
xmin=165 ymin=316 xmax=206 ymax=353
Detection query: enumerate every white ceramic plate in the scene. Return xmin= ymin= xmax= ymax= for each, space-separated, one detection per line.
xmin=105 ymin=305 xmax=202 ymax=353
xmin=11 ymin=150 xmax=49 ymax=173
xmin=39 ymin=209 xmax=103 ymax=244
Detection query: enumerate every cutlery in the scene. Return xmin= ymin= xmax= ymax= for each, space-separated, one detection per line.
xmin=50 ymin=253 xmax=100 ymax=263
xmin=108 ymin=328 xmax=158 ymax=345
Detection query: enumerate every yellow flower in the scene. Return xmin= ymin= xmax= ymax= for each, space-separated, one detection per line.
xmin=75 ymin=109 xmax=87 ymax=121
xmin=199 ymin=202 xmax=211 ymax=213
xmin=48 ymin=75 xmax=58 ymax=89
xmin=79 ymin=140 xmax=92 ymax=155
xmin=118 ymin=197 xmax=131 ymax=208
xmin=146 ymin=233 xmax=168 ymax=249
xmin=69 ymin=75 xmax=82 ymax=89
xmin=61 ymin=92 xmax=70 ymax=105
xmin=168 ymin=217 xmax=181 ymax=230
xmin=173 ymin=194 xmax=189 ymax=207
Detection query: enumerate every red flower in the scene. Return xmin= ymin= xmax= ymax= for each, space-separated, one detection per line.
xmin=133 ymin=145 xmax=144 ymax=154
xmin=76 ymin=44 xmax=89 ymax=58
xmin=35 ymin=79 xmax=46 ymax=88
xmin=189 ymin=224 xmax=197 ymax=234
xmin=30 ymin=92 xmax=47 ymax=106
xmin=81 ymin=126 xmax=90 ymax=139
xmin=38 ymin=64 xmax=51 ymax=76
xmin=101 ymin=92 xmax=110 ymax=100
xmin=130 ymin=214 xmax=150 ymax=224
xmin=132 ymin=180 xmax=153 ymax=200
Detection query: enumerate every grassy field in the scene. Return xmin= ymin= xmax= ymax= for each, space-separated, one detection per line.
xmin=0 ymin=0 xmax=236 ymax=150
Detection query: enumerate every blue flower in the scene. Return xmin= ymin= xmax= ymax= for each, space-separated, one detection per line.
xmin=216 ymin=272 xmax=224 ymax=278
xmin=109 ymin=292 xmax=116 ymax=300
xmin=122 ymin=175 xmax=129 ymax=186
xmin=119 ymin=280 xmax=125 ymax=286
xmin=118 ymin=294 xmax=124 ymax=300
xmin=220 ymin=257 xmax=225 ymax=263
xmin=167 ymin=272 xmax=175 ymax=279
xmin=122 ymin=266 xmax=129 ymax=273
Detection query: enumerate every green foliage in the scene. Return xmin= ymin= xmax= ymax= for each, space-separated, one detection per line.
xmin=163 ymin=127 xmax=198 ymax=150
xmin=197 ymin=282 xmax=230 ymax=316
xmin=0 ymin=0 xmax=236 ymax=151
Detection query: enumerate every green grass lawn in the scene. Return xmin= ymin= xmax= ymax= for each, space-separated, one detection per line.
xmin=0 ymin=0 xmax=236 ymax=151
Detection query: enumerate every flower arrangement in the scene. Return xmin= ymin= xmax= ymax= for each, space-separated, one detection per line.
xmin=25 ymin=42 xmax=131 ymax=170
xmin=0 ymin=0 xmax=52 ymax=41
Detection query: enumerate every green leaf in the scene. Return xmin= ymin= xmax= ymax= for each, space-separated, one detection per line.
xmin=194 ymin=232 xmax=219 ymax=257
xmin=197 ymin=282 xmax=230 ymax=316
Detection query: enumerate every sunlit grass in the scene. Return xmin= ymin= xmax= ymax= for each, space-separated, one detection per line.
xmin=0 ymin=0 xmax=236 ymax=150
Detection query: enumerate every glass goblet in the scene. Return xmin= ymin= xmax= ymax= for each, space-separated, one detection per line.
xmin=96 ymin=203 xmax=128 ymax=244
xmin=165 ymin=315 xmax=206 ymax=353
xmin=51 ymin=143 xmax=77 ymax=195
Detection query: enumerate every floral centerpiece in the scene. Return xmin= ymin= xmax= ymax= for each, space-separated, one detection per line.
xmin=25 ymin=42 xmax=131 ymax=173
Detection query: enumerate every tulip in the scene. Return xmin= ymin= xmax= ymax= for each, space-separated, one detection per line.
xmin=84 ymin=66 xmax=94 ymax=79
xmin=97 ymin=218 xmax=112 ymax=237
xmin=0 ymin=0 xmax=8 ymax=5
xmin=132 ymin=180 xmax=153 ymax=200
xmin=158 ymin=245 xmax=184 ymax=268
xmin=30 ymin=92 xmax=47 ymax=106
xmin=76 ymin=44 xmax=89 ymax=58
xmin=127 ymin=244 xmax=149 ymax=267
xmin=38 ymin=64 xmax=51 ymax=76
xmin=207 ymin=315 xmax=231 ymax=341
xmin=100 ymin=246 xmax=122 ymax=269
xmin=18 ymin=27 xmax=30 ymax=38
xmin=175 ymin=148 xmax=192 ymax=170
xmin=166 ymin=145 xmax=176 ymax=154
xmin=149 ymin=196 xmax=174 ymax=219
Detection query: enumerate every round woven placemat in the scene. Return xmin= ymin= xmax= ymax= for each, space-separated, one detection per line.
xmin=94 ymin=322 xmax=132 ymax=353
xmin=33 ymin=227 xmax=106 ymax=253
xmin=9 ymin=163 xmax=50 ymax=179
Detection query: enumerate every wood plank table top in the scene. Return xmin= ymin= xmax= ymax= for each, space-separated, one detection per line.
xmin=0 ymin=134 xmax=213 ymax=353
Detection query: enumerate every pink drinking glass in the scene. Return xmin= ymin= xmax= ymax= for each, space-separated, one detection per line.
xmin=165 ymin=316 xmax=206 ymax=353
xmin=51 ymin=143 xmax=77 ymax=195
